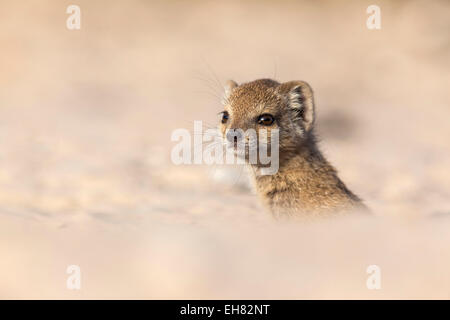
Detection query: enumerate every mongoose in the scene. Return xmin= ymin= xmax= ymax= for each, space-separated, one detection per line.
xmin=219 ymin=78 xmax=367 ymax=218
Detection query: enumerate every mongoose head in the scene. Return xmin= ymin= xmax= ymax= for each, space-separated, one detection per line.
xmin=219 ymin=78 xmax=316 ymax=163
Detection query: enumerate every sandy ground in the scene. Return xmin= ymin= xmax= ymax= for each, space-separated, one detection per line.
xmin=0 ymin=0 xmax=449 ymax=299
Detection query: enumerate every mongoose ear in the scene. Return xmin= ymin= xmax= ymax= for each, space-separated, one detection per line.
xmin=223 ymin=80 xmax=238 ymax=104
xmin=277 ymin=81 xmax=315 ymax=132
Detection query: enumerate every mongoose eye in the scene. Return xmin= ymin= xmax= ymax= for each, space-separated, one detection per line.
xmin=221 ymin=111 xmax=229 ymax=124
xmin=257 ymin=114 xmax=275 ymax=126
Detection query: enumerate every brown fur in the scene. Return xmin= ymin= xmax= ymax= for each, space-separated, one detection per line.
xmin=220 ymin=78 xmax=367 ymax=218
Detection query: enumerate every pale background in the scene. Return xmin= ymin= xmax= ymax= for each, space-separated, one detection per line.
xmin=0 ymin=0 xmax=449 ymax=298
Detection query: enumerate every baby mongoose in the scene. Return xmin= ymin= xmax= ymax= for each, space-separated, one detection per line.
xmin=219 ymin=78 xmax=367 ymax=218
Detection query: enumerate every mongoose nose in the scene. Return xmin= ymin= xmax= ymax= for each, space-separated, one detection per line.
xmin=226 ymin=129 xmax=243 ymax=143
